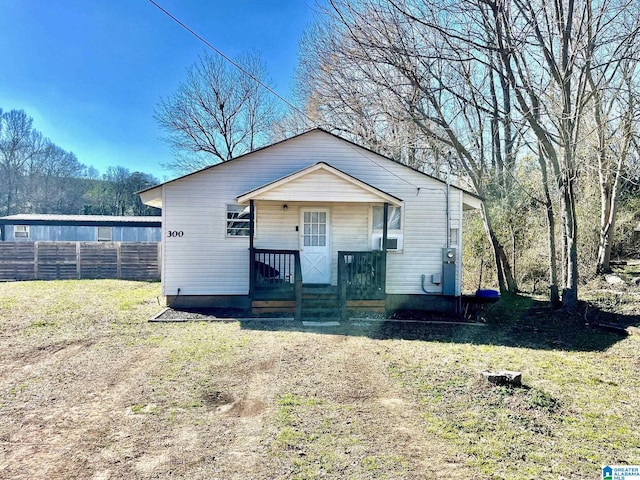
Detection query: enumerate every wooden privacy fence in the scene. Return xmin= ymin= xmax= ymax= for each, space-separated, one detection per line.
xmin=0 ymin=242 xmax=161 ymax=281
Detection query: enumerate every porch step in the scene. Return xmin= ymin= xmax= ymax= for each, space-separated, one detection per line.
xmin=252 ymin=300 xmax=296 ymax=315
xmin=300 ymin=285 xmax=340 ymax=321
xmin=301 ymin=296 xmax=340 ymax=307
xmin=302 ymin=284 xmax=337 ymax=295
xmin=252 ymin=286 xmax=386 ymax=319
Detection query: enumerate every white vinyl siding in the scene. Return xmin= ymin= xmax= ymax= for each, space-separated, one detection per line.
xmin=160 ymin=130 xmax=464 ymax=296
xmin=248 ymin=168 xmax=396 ymax=203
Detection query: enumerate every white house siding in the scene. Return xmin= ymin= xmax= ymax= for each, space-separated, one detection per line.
xmin=160 ymin=130 xmax=468 ymax=297
xmin=330 ymin=202 xmax=370 ymax=284
xmin=254 ymin=201 xmax=299 ymax=250
xmin=249 ymin=168 xmax=397 ymax=204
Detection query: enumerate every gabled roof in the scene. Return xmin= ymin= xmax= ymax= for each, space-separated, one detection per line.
xmin=0 ymin=214 xmax=161 ymax=227
xmin=138 ymin=128 xmax=483 ymax=209
xmin=237 ymin=162 xmax=403 ymax=206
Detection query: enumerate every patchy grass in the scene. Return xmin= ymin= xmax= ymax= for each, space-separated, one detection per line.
xmin=0 ymin=279 xmax=639 ymax=479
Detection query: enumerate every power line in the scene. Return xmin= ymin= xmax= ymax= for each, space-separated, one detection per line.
xmin=148 ymin=1 xmax=425 ymax=191
xmin=149 ymin=0 xmax=312 ymax=125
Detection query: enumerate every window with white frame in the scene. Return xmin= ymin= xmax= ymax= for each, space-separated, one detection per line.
xmin=97 ymin=226 xmax=112 ymax=241
xmin=371 ymin=205 xmax=404 ymax=251
xmin=226 ymin=204 xmax=251 ymax=237
xmin=14 ymin=225 xmax=29 ymax=238
xmin=372 ymin=205 xmax=401 ymax=231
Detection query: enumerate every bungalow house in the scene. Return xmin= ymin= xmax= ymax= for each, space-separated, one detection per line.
xmin=0 ymin=214 xmax=161 ymax=242
xmin=139 ymin=129 xmax=481 ymax=318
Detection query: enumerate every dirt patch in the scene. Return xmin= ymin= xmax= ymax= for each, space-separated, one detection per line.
xmin=202 ymin=390 xmax=234 ymax=408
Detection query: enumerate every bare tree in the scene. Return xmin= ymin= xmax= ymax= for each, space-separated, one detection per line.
xmin=0 ymin=109 xmax=46 ymax=216
xmin=25 ymin=141 xmax=87 ymax=214
xmin=125 ymin=172 xmax=160 ymax=216
xmin=587 ymin=45 xmax=640 ymax=273
xmin=299 ymin=0 xmax=520 ymax=292
xmin=484 ymin=0 xmax=640 ymax=308
xmin=299 ymin=0 xmax=640 ymax=308
xmin=156 ymin=52 xmax=278 ymax=175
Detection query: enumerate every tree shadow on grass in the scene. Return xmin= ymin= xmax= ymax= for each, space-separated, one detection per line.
xmin=236 ymin=294 xmax=639 ymax=353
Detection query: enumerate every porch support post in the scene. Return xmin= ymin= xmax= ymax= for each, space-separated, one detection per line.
xmin=381 ymin=202 xmax=388 ymax=292
xmin=249 ymin=200 xmax=255 ymax=299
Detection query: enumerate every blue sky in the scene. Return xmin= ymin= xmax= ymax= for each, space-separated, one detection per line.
xmin=0 ymin=1 xmax=318 ymax=181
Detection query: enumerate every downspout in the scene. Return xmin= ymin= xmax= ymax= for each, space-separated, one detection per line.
xmin=382 ymin=202 xmax=388 ymax=298
xmin=446 ymin=153 xmax=451 ymax=249
xmin=248 ymin=200 xmax=255 ymax=299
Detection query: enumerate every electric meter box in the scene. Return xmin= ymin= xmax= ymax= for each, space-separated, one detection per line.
xmin=442 ymin=247 xmax=457 ymax=295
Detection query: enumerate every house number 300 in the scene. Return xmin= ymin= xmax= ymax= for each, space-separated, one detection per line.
xmin=167 ymin=231 xmax=184 ymax=238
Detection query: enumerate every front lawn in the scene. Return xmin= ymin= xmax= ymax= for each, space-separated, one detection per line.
xmin=0 ymin=279 xmax=638 ymax=479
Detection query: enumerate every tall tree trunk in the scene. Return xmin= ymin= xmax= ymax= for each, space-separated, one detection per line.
xmin=596 ymin=182 xmax=621 ymax=273
xmin=560 ymin=170 xmax=579 ymax=311
xmin=479 ymin=200 xmax=517 ymax=293
xmin=593 ymin=67 xmax=631 ymax=275
xmin=538 ymin=145 xmax=561 ymax=308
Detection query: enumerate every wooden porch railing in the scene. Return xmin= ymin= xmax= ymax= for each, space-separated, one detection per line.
xmin=249 ymin=248 xmax=302 ymax=318
xmin=338 ymin=250 xmax=386 ymax=320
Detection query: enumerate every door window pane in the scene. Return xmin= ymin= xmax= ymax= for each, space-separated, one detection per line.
xmin=302 ymin=211 xmax=327 ymax=248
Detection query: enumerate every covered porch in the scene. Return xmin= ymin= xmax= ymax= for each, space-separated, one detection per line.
xmin=236 ymin=163 xmax=402 ymax=320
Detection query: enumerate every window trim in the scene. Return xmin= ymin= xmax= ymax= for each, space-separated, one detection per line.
xmin=14 ymin=225 xmax=30 ymax=239
xmin=97 ymin=226 xmax=113 ymax=241
xmin=226 ymin=203 xmax=252 ymax=238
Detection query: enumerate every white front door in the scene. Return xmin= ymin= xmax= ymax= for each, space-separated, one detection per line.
xmin=300 ymin=209 xmax=331 ymax=284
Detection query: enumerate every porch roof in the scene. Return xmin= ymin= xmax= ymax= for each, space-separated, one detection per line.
xmin=237 ymin=162 xmax=403 ymax=206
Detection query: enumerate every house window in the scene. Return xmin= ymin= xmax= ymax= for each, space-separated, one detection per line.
xmin=372 ymin=205 xmax=401 ymax=231
xmin=97 ymin=226 xmax=112 ymax=241
xmin=14 ymin=225 xmax=29 ymax=238
xmin=226 ymin=204 xmax=251 ymax=237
